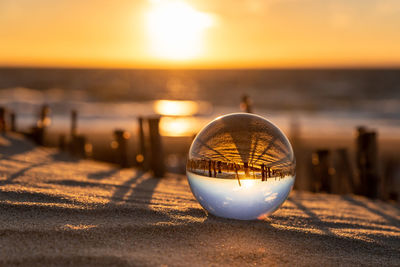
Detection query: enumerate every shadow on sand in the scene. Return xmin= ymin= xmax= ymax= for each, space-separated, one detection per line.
xmin=342 ymin=196 xmax=400 ymax=227
xmin=0 ymin=134 xmax=36 ymax=158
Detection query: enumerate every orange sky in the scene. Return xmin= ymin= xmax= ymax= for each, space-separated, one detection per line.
xmin=1 ymin=0 xmax=400 ymax=68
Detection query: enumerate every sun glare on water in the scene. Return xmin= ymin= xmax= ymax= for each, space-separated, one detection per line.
xmin=146 ymin=0 xmax=214 ymax=60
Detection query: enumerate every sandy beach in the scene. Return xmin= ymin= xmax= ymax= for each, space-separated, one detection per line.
xmin=1 ymin=133 xmax=399 ymax=266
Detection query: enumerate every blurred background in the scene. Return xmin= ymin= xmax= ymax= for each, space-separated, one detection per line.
xmin=0 ymin=0 xmax=399 ymax=200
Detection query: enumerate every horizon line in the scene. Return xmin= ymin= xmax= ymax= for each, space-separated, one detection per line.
xmin=1 ymin=64 xmax=400 ymax=70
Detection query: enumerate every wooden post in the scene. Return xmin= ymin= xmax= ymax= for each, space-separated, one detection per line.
xmin=356 ymin=127 xmax=367 ymax=195
xmin=244 ymin=162 xmax=249 ymax=176
xmin=10 ymin=112 xmax=16 ymax=132
xmin=240 ymin=94 xmax=253 ymax=113
xmin=32 ymin=104 xmax=50 ymax=145
xmin=68 ymin=110 xmax=87 ymax=158
xmin=261 ymin=163 xmax=265 ymax=181
xmin=136 ymin=117 xmax=146 ymax=168
xmin=331 ymin=148 xmax=354 ymax=194
xmin=39 ymin=104 xmax=50 ymax=127
xmin=382 ymin=157 xmax=399 ymax=201
xmin=356 ymin=127 xmax=379 ymax=198
xmin=113 ymin=129 xmax=129 ymax=168
xmin=213 ymin=161 xmax=217 ymax=177
xmin=72 ymin=135 xmax=87 ymax=158
xmin=235 ymin=164 xmax=241 ymax=186
xmin=59 ymin=134 xmax=67 ymax=151
xmin=312 ymin=149 xmax=332 ymax=193
xmin=0 ymin=107 xmax=5 ymax=133
xmin=365 ymin=132 xmax=379 ymax=198
xmin=70 ymin=110 xmax=77 ymax=137
xmin=148 ymin=117 xmax=165 ymax=177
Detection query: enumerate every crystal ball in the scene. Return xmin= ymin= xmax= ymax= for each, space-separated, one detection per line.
xmin=187 ymin=113 xmax=296 ymax=220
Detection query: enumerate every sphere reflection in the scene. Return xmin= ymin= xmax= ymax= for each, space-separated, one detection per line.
xmin=186 ymin=113 xmax=296 ymax=220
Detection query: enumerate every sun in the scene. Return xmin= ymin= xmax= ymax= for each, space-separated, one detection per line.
xmin=146 ymin=0 xmax=214 ymax=60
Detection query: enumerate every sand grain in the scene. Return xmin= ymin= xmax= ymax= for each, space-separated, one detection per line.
xmin=1 ymin=134 xmax=399 ymax=266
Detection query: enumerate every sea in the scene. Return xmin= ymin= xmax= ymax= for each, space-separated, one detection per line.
xmin=1 ymin=67 xmax=399 ymax=134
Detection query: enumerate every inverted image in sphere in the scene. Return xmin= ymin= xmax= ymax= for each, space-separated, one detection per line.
xmin=186 ymin=113 xmax=296 ymax=220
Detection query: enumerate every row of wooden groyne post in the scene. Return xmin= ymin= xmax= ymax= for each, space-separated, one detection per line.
xmin=0 ymin=105 xmax=165 ymax=178
xmin=187 ymin=158 xmax=290 ymax=180
xmin=310 ymin=127 xmax=383 ymax=199
xmin=243 ymin=98 xmax=391 ymax=200
xmin=1 ymin=100 xmax=396 ymax=200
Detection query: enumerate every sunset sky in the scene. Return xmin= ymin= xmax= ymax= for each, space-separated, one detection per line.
xmin=1 ymin=0 xmax=400 ymax=68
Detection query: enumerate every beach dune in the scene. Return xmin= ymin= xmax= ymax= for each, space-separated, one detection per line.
xmin=0 ymin=133 xmax=399 ymax=266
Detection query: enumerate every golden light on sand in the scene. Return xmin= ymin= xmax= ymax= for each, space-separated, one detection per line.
xmin=154 ymin=100 xmax=198 ymax=116
xmin=146 ymin=0 xmax=214 ymax=60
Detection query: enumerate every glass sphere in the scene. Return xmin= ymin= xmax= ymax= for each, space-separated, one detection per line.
xmin=187 ymin=113 xmax=296 ymax=220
